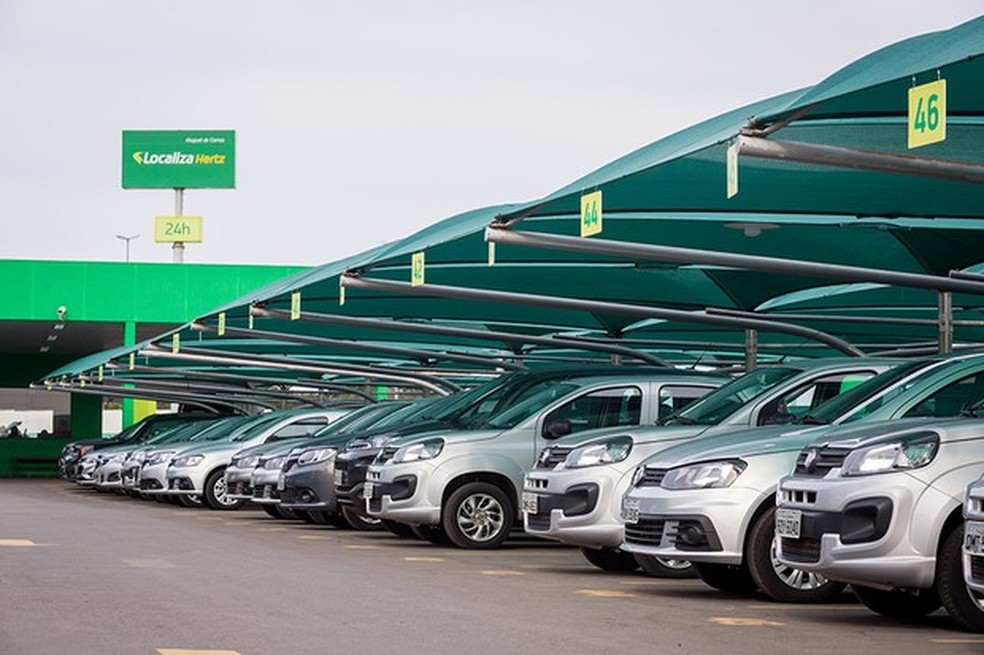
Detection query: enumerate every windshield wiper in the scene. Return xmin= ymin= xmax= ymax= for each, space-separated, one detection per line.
xmin=798 ymin=415 xmax=829 ymax=425
xmin=657 ymin=415 xmax=696 ymax=426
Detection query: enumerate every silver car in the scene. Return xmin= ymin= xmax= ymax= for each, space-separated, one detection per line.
xmin=962 ymin=474 xmax=984 ymax=619
xmin=525 ymin=359 xmax=886 ymax=574
xmin=162 ymin=410 xmax=344 ymax=509
xmin=776 ymin=417 xmax=984 ymax=631
xmin=622 ymin=352 xmax=984 ymax=602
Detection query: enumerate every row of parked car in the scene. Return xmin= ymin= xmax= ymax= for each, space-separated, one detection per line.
xmin=60 ymin=353 xmax=984 ymax=632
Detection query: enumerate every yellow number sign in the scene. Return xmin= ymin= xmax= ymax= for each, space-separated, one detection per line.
xmin=411 ymin=252 xmax=425 ymax=286
xmin=580 ymin=191 xmax=602 ymax=237
xmin=908 ymin=79 xmax=946 ymax=149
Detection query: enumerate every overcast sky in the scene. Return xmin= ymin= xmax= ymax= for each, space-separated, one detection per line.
xmin=2 ymin=2 xmax=980 ymax=267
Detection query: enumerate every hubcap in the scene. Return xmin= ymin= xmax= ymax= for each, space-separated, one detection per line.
xmin=770 ymin=537 xmax=828 ymax=590
xmin=456 ymin=493 xmax=504 ymax=542
xmin=213 ymin=477 xmax=237 ymax=506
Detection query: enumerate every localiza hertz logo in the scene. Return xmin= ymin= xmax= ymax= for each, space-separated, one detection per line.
xmin=132 ymin=151 xmax=226 ymax=165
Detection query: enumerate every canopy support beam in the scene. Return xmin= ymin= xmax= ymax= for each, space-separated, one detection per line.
xmin=484 ymin=227 xmax=984 ymax=295
xmin=745 ymin=329 xmax=758 ymax=372
xmin=87 ymin=376 xmax=326 ymax=408
xmin=737 ymin=135 xmax=984 ymax=185
xmin=247 ymin=306 xmax=670 ymax=367
xmin=940 ymin=292 xmax=953 ymax=354
xmin=339 ymin=275 xmax=865 ymax=357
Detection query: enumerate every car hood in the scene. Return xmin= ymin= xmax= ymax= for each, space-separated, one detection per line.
xmin=381 ymin=427 xmax=500 ymax=451
xmin=174 ymin=437 xmax=264 ymax=458
xmin=640 ymin=424 xmax=838 ymax=468
xmin=547 ymin=424 xmax=709 ymax=450
xmin=807 ymin=416 xmax=963 ymax=450
xmin=232 ymin=437 xmax=308 ymax=460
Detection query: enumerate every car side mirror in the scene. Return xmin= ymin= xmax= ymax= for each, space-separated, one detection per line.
xmin=543 ymin=419 xmax=572 ymax=439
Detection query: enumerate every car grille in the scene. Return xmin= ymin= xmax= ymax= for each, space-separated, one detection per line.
xmin=253 ymin=484 xmax=279 ymax=500
xmin=780 ymin=536 xmax=821 ymax=563
xmin=536 ymin=446 xmax=572 ymax=470
xmin=972 ymin=555 xmax=984 ymax=583
xmin=636 ymin=468 xmax=666 ymax=488
xmin=624 ymin=518 xmax=665 ymax=546
xmin=526 ymin=514 xmax=551 ymax=531
xmin=375 ymin=447 xmax=399 ymax=465
xmin=228 ymin=481 xmax=253 ymax=497
xmin=793 ymin=446 xmax=852 ymax=477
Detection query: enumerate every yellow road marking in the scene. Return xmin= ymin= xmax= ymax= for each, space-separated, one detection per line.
xmin=481 ymin=570 xmax=527 ymax=576
xmin=345 ymin=545 xmax=381 ymax=550
xmin=256 ymin=527 xmax=289 ymax=532
xmin=576 ymin=589 xmax=635 ymax=598
xmin=746 ymin=604 xmax=861 ymax=611
xmin=710 ymin=617 xmax=784 ymax=626
xmin=931 ymin=638 xmax=984 ymax=644
xmin=0 ymin=539 xmax=38 ymax=547
xmin=157 ymin=650 xmax=242 ymax=655
xmin=297 ymin=535 xmax=333 ymax=541
xmin=404 ymin=556 xmax=446 ymax=562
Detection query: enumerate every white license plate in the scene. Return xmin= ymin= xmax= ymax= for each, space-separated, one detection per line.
xmin=775 ymin=508 xmax=802 ymax=539
xmin=333 ymin=470 xmax=345 ymax=487
xmin=363 ymin=481 xmax=374 ymax=499
xmin=621 ymin=497 xmax=640 ymax=524
xmin=521 ymin=492 xmax=539 ymax=515
xmin=965 ymin=521 xmax=984 ymax=555
xmin=277 ymin=474 xmax=285 ymax=491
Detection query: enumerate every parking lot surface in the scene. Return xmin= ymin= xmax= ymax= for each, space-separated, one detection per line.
xmin=2 ymin=480 xmax=983 ymax=655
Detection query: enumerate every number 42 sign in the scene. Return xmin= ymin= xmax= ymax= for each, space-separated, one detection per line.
xmin=908 ymin=79 xmax=946 ymax=149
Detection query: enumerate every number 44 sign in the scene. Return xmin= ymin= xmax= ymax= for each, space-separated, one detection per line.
xmin=908 ymin=79 xmax=946 ymax=149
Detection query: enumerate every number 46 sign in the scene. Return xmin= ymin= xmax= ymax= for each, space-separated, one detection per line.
xmin=908 ymin=79 xmax=946 ymax=149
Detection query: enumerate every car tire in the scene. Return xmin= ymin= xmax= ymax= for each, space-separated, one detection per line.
xmin=203 ymin=468 xmax=244 ymax=511
xmin=579 ymin=547 xmax=640 ymax=572
xmin=938 ymin=525 xmax=984 ymax=631
xmin=266 ymin=505 xmax=299 ymax=520
xmin=411 ymin=523 xmax=452 ymax=545
xmin=746 ymin=507 xmax=846 ymax=603
xmin=383 ymin=519 xmax=417 ymax=539
xmin=178 ymin=494 xmax=203 ymax=508
xmin=341 ymin=504 xmax=385 ymax=531
xmin=442 ymin=482 xmax=513 ymax=549
xmin=852 ymin=584 xmax=942 ymax=618
xmin=634 ymin=554 xmax=697 ymax=579
xmin=692 ymin=562 xmax=758 ymax=594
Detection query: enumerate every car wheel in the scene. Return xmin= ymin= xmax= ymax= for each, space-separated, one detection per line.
xmin=692 ymin=562 xmax=758 ymax=594
xmin=383 ymin=519 xmax=417 ymax=539
xmin=579 ymin=547 xmax=640 ymax=572
xmin=938 ymin=525 xmax=984 ymax=631
xmin=203 ymin=468 xmax=243 ymax=511
xmin=411 ymin=523 xmax=452 ymax=545
xmin=746 ymin=507 xmax=846 ymax=602
xmin=634 ymin=554 xmax=697 ymax=579
xmin=442 ymin=482 xmax=513 ymax=549
xmin=341 ymin=505 xmax=385 ymax=531
xmin=852 ymin=584 xmax=941 ymax=618
xmin=178 ymin=494 xmax=203 ymax=508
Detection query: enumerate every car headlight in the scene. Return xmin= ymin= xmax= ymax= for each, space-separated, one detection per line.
xmin=234 ymin=455 xmax=260 ymax=469
xmin=631 ymin=466 xmax=647 ymax=487
xmin=172 ymin=454 xmax=205 ymax=467
xmin=564 ymin=436 xmax=633 ymax=469
xmin=841 ymin=432 xmax=939 ymax=477
xmin=660 ymin=460 xmax=746 ymax=490
xmin=129 ymin=451 xmax=147 ymax=463
xmin=147 ymin=450 xmax=176 ymax=465
xmin=297 ymin=447 xmax=337 ymax=466
xmin=263 ymin=456 xmax=286 ymax=470
xmin=105 ymin=453 xmax=127 ymax=464
xmin=348 ymin=435 xmax=396 ymax=451
xmin=391 ymin=439 xmax=444 ymax=464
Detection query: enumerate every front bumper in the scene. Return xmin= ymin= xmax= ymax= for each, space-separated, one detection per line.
xmin=776 ymin=474 xmax=939 ymax=589
xmin=94 ymin=461 xmax=125 ymax=489
xmin=333 ymin=451 xmax=378 ymax=508
xmin=522 ymin=468 xmax=620 ymax=549
xmin=364 ymin=462 xmax=440 ymax=526
xmin=280 ymin=459 xmax=338 ymax=511
xmin=250 ymin=467 xmax=282 ymax=504
xmin=164 ymin=465 xmax=208 ymax=495
xmin=620 ymin=486 xmax=763 ymax=565
xmin=225 ymin=465 xmax=256 ymax=500
xmin=137 ymin=461 xmax=169 ymax=494
xmin=963 ymin=487 xmax=984 ymax=594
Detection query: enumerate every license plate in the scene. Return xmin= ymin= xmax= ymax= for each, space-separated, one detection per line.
xmin=521 ymin=492 xmax=539 ymax=515
xmin=277 ymin=474 xmax=285 ymax=491
xmin=621 ymin=497 xmax=640 ymax=524
xmin=333 ymin=470 xmax=345 ymax=487
xmin=965 ymin=521 xmax=984 ymax=555
xmin=363 ymin=481 xmax=374 ymax=499
xmin=775 ymin=508 xmax=802 ymax=539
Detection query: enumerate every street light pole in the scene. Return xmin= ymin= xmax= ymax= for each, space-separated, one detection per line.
xmin=115 ymin=233 xmax=140 ymax=263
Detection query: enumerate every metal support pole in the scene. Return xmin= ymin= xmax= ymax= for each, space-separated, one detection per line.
xmin=173 ymin=188 xmax=185 ymax=263
xmin=939 ymin=291 xmax=953 ymax=354
xmin=745 ymin=329 xmax=758 ymax=372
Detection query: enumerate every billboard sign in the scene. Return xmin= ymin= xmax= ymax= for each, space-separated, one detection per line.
xmin=122 ymin=130 xmax=235 ymax=188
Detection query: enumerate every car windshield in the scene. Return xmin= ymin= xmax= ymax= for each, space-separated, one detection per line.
xmin=144 ymin=418 xmax=226 ymax=445
xmin=480 ymin=382 xmax=581 ymax=430
xmin=229 ymin=413 xmax=289 ymax=442
xmin=367 ymin=398 xmax=439 ymax=431
xmin=311 ymin=403 xmax=404 ymax=437
xmin=661 ymin=367 xmax=800 ymax=426
xmin=800 ymin=360 xmax=930 ymax=424
xmin=418 ymin=376 xmax=514 ymax=422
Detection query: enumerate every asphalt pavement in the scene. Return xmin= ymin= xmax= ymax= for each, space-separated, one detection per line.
xmin=1 ymin=479 xmax=982 ymax=655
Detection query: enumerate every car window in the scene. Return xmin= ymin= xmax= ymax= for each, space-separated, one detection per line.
xmin=541 ymin=386 xmax=643 ymax=437
xmin=903 ymin=371 xmax=984 ymax=418
xmin=481 ymin=382 xmax=580 ymax=430
xmin=657 ymin=385 xmax=717 ymax=420
xmin=664 ymin=367 xmax=800 ymax=426
xmin=757 ymin=371 xmax=878 ymax=426
xmin=267 ymin=417 xmax=331 ymax=441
